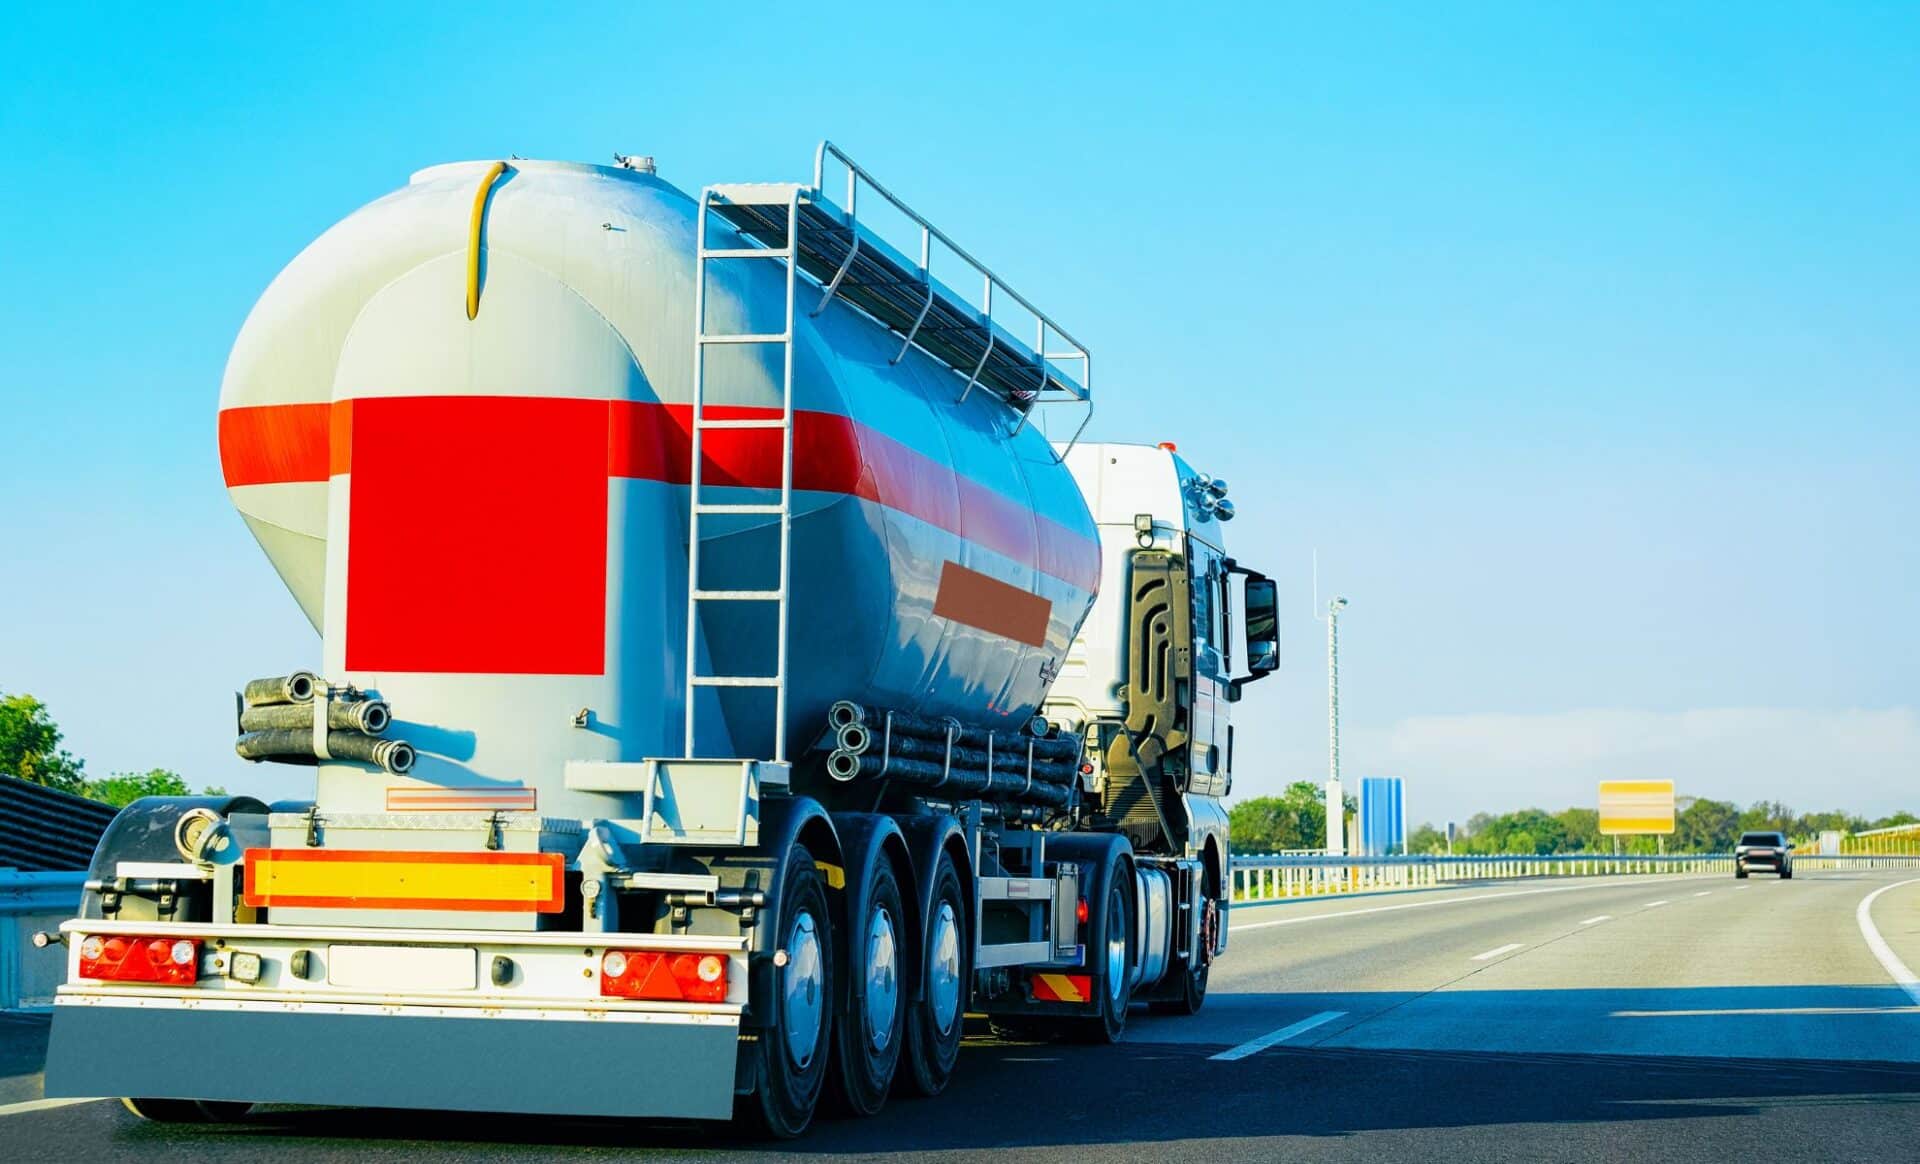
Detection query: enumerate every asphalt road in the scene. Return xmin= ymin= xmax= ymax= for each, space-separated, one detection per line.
xmin=6 ymin=868 xmax=1918 ymax=1160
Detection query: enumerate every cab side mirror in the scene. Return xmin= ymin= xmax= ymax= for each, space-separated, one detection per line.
xmin=1244 ymin=578 xmax=1280 ymax=674
xmin=1229 ymin=571 xmax=1281 ymax=700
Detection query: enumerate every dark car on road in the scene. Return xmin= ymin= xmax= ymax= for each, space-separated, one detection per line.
xmin=1734 ymin=831 xmax=1793 ymax=879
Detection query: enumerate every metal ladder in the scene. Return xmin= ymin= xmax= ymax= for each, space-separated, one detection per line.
xmin=683 ymin=184 xmax=803 ymax=762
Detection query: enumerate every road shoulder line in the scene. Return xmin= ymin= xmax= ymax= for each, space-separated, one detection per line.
xmin=1857 ymin=877 xmax=1920 ymax=1006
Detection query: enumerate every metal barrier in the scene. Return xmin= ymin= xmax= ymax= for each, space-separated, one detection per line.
xmin=1 ymin=869 xmax=85 ymax=1011
xmin=1227 ymin=852 xmax=1920 ymax=903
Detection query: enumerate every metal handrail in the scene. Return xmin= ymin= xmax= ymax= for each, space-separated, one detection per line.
xmin=810 ymin=141 xmax=1093 ymax=406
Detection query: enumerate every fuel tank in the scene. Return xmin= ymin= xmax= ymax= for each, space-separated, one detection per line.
xmin=217 ymin=159 xmax=1100 ymax=819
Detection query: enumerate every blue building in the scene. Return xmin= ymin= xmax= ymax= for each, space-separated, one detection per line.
xmin=1359 ymin=777 xmax=1406 ymax=856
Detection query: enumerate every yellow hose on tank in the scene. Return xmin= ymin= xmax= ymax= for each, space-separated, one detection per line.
xmin=466 ymin=161 xmax=510 ymax=320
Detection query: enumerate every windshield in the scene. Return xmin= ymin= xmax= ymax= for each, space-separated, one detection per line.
xmin=1739 ymin=833 xmax=1783 ymax=846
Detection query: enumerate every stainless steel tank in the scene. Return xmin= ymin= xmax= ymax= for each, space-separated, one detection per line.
xmin=217 ymin=159 xmax=1100 ymax=819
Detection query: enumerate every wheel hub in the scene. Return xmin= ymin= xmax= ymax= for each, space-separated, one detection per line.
xmin=864 ymin=904 xmax=900 ymax=1052
xmin=927 ymin=901 xmax=962 ymax=1034
xmin=783 ymin=909 xmax=824 ymax=1068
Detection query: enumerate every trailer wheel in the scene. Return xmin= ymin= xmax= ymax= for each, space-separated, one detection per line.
xmin=898 ymin=850 xmax=967 ymax=1097
xmin=828 ymin=857 xmax=907 ymax=1116
xmin=739 ymin=842 xmax=834 ymax=1139
xmin=122 ymin=1098 xmax=252 ymax=1123
xmin=1072 ymin=855 xmax=1135 ymax=1044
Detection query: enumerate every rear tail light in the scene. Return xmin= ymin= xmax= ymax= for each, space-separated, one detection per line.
xmin=599 ymin=949 xmax=729 ymax=1003
xmin=77 ymin=935 xmax=199 ymax=984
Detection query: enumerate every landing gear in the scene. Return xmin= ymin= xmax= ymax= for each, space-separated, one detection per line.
xmin=828 ymin=857 xmax=907 ymax=1116
xmin=739 ymin=843 xmax=834 ymax=1139
xmin=122 ymin=1098 xmax=252 ymax=1123
xmin=898 ymin=850 xmax=968 ymax=1098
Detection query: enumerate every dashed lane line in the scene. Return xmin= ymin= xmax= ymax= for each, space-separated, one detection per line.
xmin=1209 ymin=1010 xmax=1347 ymax=1062
xmin=1644 ymin=900 xmax=1670 ymax=908
xmin=1579 ymin=915 xmax=1611 ymax=925
xmin=1471 ymin=943 xmax=1525 ymax=961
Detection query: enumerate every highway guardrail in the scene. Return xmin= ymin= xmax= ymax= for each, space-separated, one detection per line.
xmin=1 ymin=869 xmax=86 ymax=1011
xmin=1228 ymin=852 xmax=1920 ymax=902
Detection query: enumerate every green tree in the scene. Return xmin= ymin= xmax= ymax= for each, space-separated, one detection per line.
xmin=1738 ymin=800 xmax=1795 ymax=835
xmin=1674 ymin=798 xmax=1739 ymax=851
xmin=1459 ymin=808 xmax=1568 ymax=855
xmin=1229 ymin=781 xmax=1331 ymax=852
xmin=0 ymin=690 xmax=88 ymax=793
xmin=1555 ymin=807 xmax=1602 ymax=852
xmin=1406 ymin=822 xmax=1447 ymax=854
xmin=87 ymin=768 xmax=191 ymax=808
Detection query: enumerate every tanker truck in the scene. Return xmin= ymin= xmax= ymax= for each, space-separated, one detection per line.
xmin=43 ymin=142 xmax=1282 ymax=1137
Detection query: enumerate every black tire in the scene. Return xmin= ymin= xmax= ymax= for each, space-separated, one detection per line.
xmin=1151 ymin=896 xmax=1218 ymax=1017
xmin=738 ymin=843 xmax=834 ymax=1140
xmin=1735 ymin=866 xmax=1748 ymax=879
xmin=1781 ymin=867 xmax=1793 ymax=880
xmin=1150 ymin=960 xmax=1210 ymax=1016
xmin=898 ymin=851 xmax=968 ymax=1098
xmin=827 ymin=858 xmax=907 ymax=1117
xmin=1072 ymin=857 xmax=1134 ymax=1044
xmin=122 ymin=1098 xmax=252 ymax=1123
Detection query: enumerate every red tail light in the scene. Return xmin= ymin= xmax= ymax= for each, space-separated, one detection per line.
xmin=77 ymin=934 xmax=199 ymax=984
xmin=1075 ymin=896 xmax=1090 ymax=925
xmin=599 ymin=950 xmax=728 ymax=1003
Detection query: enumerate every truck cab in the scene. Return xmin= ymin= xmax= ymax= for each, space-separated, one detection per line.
xmin=1047 ymin=441 xmax=1282 ymax=976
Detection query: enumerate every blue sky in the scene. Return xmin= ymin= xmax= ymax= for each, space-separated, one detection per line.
xmin=2 ymin=3 xmax=1915 ymax=821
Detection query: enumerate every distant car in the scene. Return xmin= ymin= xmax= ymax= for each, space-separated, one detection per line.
xmin=1734 ymin=831 xmax=1794 ymax=879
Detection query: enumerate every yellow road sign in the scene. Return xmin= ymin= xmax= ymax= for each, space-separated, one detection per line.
xmin=1599 ymin=780 xmax=1675 ymax=835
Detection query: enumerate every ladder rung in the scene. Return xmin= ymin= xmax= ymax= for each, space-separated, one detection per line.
xmin=694 ymin=503 xmax=786 ymax=515
xmin=692 ymin=589 xmax=784 ymax=601
xmin=700 ymin=248 xmax=793 ymax=260
xmin=696 ymin=418 xmax=789 ymax=430
xmin=690 ymin=675 xmax=783 ymax=688
xmin=697 ymin=333 xmax=790 ymax=346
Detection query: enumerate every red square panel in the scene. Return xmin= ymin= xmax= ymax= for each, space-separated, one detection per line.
xmin=346 ymin=395 xmax=609 ymax=674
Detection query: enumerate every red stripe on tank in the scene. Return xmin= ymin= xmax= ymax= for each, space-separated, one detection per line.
xmin=220 ymin=397 xmax=1100 ymax=593
xmin=218 ymin=403 xmax=332 ymax=486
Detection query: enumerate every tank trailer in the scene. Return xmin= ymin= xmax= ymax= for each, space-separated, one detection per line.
xmin=45 ymin=142 xmax=1282 ymax=1136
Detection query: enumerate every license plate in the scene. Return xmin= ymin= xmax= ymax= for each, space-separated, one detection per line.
xmin=327 ymin=944 xmax=478 ymax=991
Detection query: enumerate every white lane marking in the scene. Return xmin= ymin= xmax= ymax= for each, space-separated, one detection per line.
xmin=1209 ymin=1010 xmax=1346 ymax=1062
xmin=1732 ymin=884 xmax=1750 ymax=890
xmin=0 ymin=1097 xmax=105 ymax=1118
xmin=1230 ymin=875 xmax=1717 ymax=934
xmin=1471 ymin=942 xmax=1525 ymax=961
xmin=1644 ymin=900 xmax=1670 ymax=908
xmin=1614 ymin=1005 xmax=1920 ymax=1018
xmin=1580 ymin=915 xmax=1611 ymax=925
xmin=1693 ymin=891 xmax=1712 ymax=897
xmin=1856 ymin=877 xmax=1920 ymax=1006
